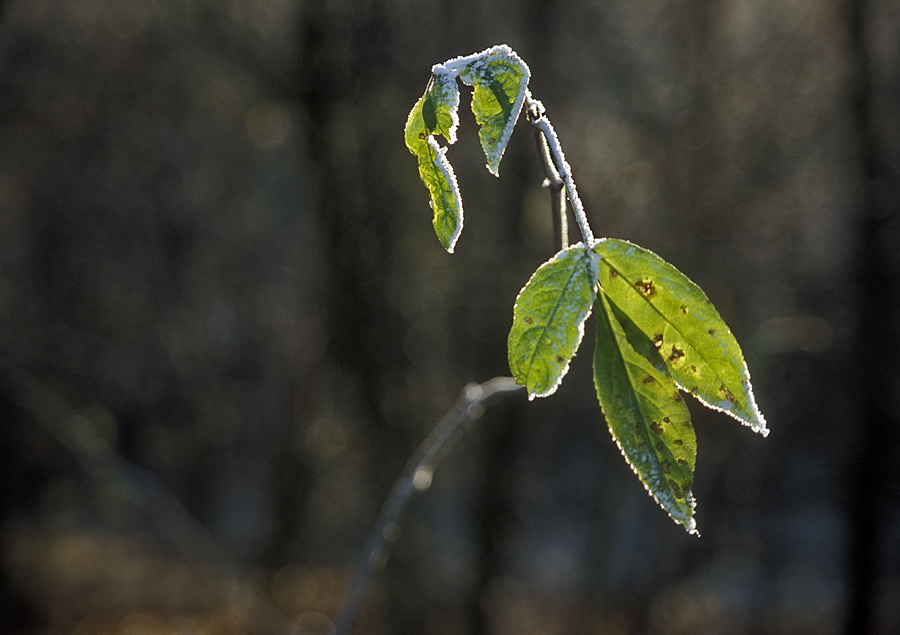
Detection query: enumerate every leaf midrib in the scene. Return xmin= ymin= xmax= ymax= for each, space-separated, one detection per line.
xmin=599 ymin=253 xmax=741 ymax=410
xmin=523 ymin=252 xmax=588 ymax=390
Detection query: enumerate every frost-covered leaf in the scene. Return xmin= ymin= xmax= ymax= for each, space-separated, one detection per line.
xmin=592 ymin=238 xmax=767 ymax=435
xmin=416 ymin=137 xmax=463 ymax=252
xmin=457 ymin=45 xmax=530 ymax=176
xmin=509 ymin=245 xmax=597 ymax=399
xmin=405 ymin=73 xmax=464 ymax=252
xmin=594 ymin=291 xmax=698 ymax=533
xmin=405 ymin=45 xmax=530 ymax=251
xmin=404 ymin=72 xmax=460 ymax=155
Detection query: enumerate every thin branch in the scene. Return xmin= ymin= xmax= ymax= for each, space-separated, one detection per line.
xmin=331 ymin=377 xmax=524 ymax=635
xmin=524 ymin=91 xmax=594 ymax=245
xmin=528 ymin=98 xmax=568 ymax=251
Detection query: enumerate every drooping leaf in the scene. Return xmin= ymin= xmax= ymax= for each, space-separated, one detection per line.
xmin=594 ymin=291 xmax=698 ymax=533
xmin=508 ymin=244 xmax=598 ymax=399
xmin=416 ymin=137 xmax=463 ymax=252
xmin=404 ymin=72 xmax=460 ymax=155
xmin=405 ymin=72 xmax=464 ymax=252
xmin=592 ymin=238 xmax=767 ymax=436
xmin=457 ymin=45 xmax=530 ymax=176
xmin=405 ymin=45 xmax=530 ymax=251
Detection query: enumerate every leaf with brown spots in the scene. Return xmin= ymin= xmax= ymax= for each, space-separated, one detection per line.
xmin=593 ymin=238 xmax=767 ymax=436
xmin=508 ymin=245 xmax=598 ymax=399
xmin=593 ymin=292 xmax=698 ymax=533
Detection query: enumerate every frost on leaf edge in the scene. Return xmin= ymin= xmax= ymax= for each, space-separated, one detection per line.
xmin=593 ymin=292 xmax=699 ymax=535
xmin=436 ymin=44 xmax=531 ymax=177
xmin=427 ymin=136 xmax=464 ymax=253
xmin=509 ymin=243 xmax=598 ymax=400
xmin=590 ymin=238 xmax=769 ymax=437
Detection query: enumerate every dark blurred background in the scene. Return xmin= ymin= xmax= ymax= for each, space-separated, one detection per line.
xmin=1 ymin=1 xmax=898 ymax=634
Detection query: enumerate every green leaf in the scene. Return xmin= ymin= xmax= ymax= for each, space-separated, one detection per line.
xmin=404 ymin=46 xmax=530 ymax=251
xmin=458 ymin=45 xmax=530 ymax=176
xmin=416 ymin=138 xmax=463 ymax=252
xmin=594 ymin=291 xmax=698 ymax=533
xmin=404 ymin=72 xmax=460 ymax=155
xmin=508 ymin=245 xmax=598 ymax=399
xmin=592 ymin=238 xmax=767 ymax=435
xmin=405 ymin=72 xmax=464 ymax=252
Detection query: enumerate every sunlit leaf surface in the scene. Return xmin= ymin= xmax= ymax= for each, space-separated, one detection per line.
xmin=458 ymin=45 xmax=530 ymax=176
xmin=405 ymin=75 xmax=464 ymax=252
xmin=593 ymin=238 xmax=767 ymax=436
xmin=508 ymin=245 xmax=597 ymax=398
xmin=415 ymin=138 xmax=462 ymax=252
xmin=594 ymin=292 xmax=698 ymax=533
xmin=404 ymin=72 xmax=460 ymax=154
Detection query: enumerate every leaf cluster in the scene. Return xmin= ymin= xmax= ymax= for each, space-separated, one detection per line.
xmin=405 ymin=45 xmax=767 ymax=533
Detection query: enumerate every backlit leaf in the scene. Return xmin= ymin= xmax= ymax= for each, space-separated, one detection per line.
xmin=458 ymin=45 xmax=530 ymax=176
xmin=404 ymin=73 xmax=464 ymax=252
xmin=594 ymin=292 xmax=698 ymax=533
xmin=404 ymin=72 xmax=460 ymax=155
xmin=509 ymin=245 xmax=598 ymax=399
xmin=416 ymin=137 xmax=463 ymax=252
xmin=592 ymin=238 xmax=767 ymax=435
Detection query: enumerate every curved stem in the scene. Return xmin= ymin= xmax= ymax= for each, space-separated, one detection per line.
xmin=331 ymin=377 xmax=524 ymax=635
xmin=525 ymin=91 xmax=594 ymax=245
xmin=530 ymin=106 xmax=568 ymax=250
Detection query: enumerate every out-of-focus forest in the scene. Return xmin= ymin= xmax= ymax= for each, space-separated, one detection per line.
xmin=1 ymin=0 xmax=898 ymax=633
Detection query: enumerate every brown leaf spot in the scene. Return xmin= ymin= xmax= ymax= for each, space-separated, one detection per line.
xmin=680 ymin=304 xmax=688 ymax=314
xmin=720 ymin=384 xmax=735 ymax=403
xmin=609 ymin=269 xmax=619 ymax=279
xmin=662 ymin=417 xmax=670 ymax=423
xmin=649 ymin=421 xmax=663 ymax=435
xmin=677 ymin=458 xmax=688 ymax=466
xmin=652 ymin=334 xmax=664 ymax=349
xmin=668 ymin=479 xmax=684 ymax=499
xmin=642 ymin=375 xmax=656 ymax=384
xmin=708 ymin=329 xmax=716 ymax=335
xmin=673 ymin=391 xmax=683 ymax=403
xmin=668 ymin=346 xmax=685 ymax=362
xmin=673 ymin=438 xmax=683 ymax=446
xmin=661 ymin=459 xmax=671 ymax=473
xmin=635 ymin=278 xmax=656 ymax=296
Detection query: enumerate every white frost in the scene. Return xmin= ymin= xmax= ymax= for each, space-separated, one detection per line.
xmin=434 ymin=72 xmax=461 ymax=145
xmin=609 ymin=430 xmax=698 ymax=535
xmin=686 ymin=366 xmax=769 ymax=437
xmin=530 ymin=106 xmax=594 ymax=244
xmin=434 ymin=45 xmax=531 ymax=177
xmin=427 ymin=136 xmax=464 ymax=253
xmin=513 ymin=245 xmax=596 ymax=399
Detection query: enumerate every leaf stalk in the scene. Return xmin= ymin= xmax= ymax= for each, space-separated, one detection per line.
xmin=525 ymin=91 xmax=594 ymax=245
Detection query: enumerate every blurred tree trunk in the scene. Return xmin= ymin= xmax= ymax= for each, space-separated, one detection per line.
xmin=292 ymin=3 xmax=421 ymax=631
xmin=845 ymin=0 xmax=900 ymax=633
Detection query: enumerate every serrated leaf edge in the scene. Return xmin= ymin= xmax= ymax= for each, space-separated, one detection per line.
xmin=510 ymin=244 xmax=598 ymax=399
xmin=426 ymin=136 xmax=463 ymax=253
xmin=594 ymin=291 xmax=698 ymax=534
xmin=593 ymin=238 xmax=768 ymax=437
xmin=456 ymin=46 xmax=531 ymax=176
